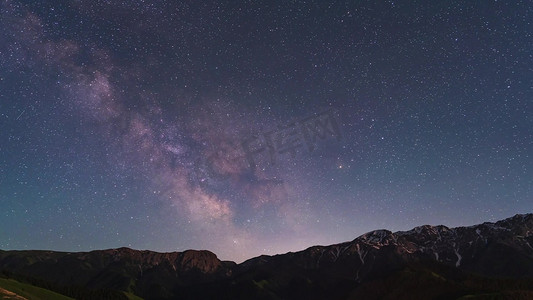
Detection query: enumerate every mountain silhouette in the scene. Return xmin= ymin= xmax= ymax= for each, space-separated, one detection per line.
xmin=1 ymin=213 xmax=533 ymax=299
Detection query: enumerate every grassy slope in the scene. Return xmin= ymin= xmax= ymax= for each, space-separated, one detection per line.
xmin=0 ymin=278 xmax=73 ymax=300
xmin=124 ymin=291 xmax=145 ymax=300
xmin=346 ymin=263 xmax=533 ymax=300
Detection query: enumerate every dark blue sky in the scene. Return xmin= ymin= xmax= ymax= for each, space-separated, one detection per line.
xmin=1 ymin=0 xmax=531 ymax=262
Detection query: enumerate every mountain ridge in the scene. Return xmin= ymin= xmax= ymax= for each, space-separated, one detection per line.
xmin=1 ymin=213 xmax=532 ymax=299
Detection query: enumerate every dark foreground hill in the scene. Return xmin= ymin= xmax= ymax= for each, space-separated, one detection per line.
xmin=1 ymin=214 xmax=533 ymax=299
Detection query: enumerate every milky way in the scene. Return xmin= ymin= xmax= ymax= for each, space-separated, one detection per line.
xmin=1 ymin=1 xmax=531 ymax=262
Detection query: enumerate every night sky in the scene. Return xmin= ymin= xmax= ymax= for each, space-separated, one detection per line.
xmin=1 ymin=1 xmax=531 ymax=263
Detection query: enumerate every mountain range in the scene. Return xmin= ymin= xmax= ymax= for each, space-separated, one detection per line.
xmin=1 ymin=213 xmax=533 ymax=299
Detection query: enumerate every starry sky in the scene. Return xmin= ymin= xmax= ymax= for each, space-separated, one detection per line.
xmin=0 ymin=0 xmax=531 ymax=263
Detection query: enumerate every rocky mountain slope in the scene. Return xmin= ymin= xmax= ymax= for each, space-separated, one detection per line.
xmin=1 ymin=214 xmax=532 ymax=299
